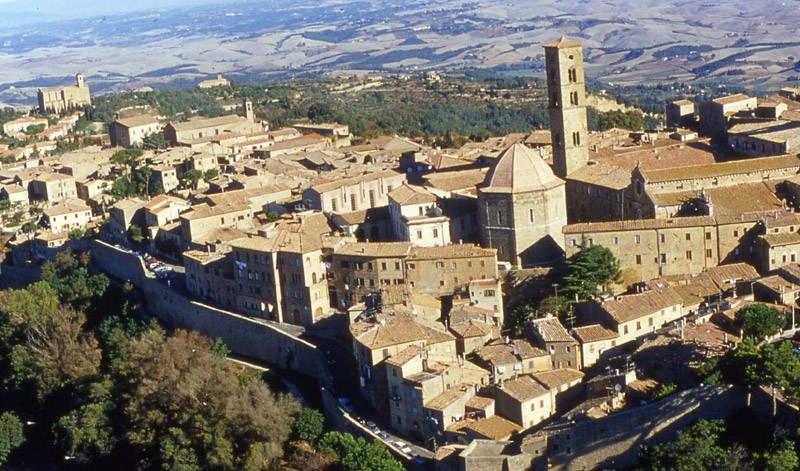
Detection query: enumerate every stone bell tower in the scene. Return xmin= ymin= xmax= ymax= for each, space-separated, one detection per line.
xmin=544 ymin=37 xmax=589 ymax=178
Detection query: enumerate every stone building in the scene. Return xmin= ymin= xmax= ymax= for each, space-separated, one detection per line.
xmin=494 ymin=375 xmax=554 ymax=430
xmin=666 ymin=99 xmax=696 ymax=129
xmin=527 ymin=316 xmax=581 ymax=370
xmin=197 ymin=74 xmax=230 ymax=89
xmin=329 ymin=241 xmax=498 ymax=308
xmin=37 ymin=74 xmax=92 ymax=114
xmin=109 ymin=114 xmax=163 ymax=148
xmin=303 ymin=169 xmax=407 ymax=214
xmin=2 ymin=116 xmax=49 ymax=136
xmin=477 ymin=143 xmax=567 ymax=267
xmin=28 ymin=172 xmax=78 ymax=204
xmin=42 ymin=198 xmax=92 ymax=234
xmin=388 ymin=184 xmax=451 ymax=247
xmin=544 ymin=37 xmax=589 ymax=178
xmin=698 ymin=93 xmax=758 ymax=141
xmin=163 ymin=100 xmax=262 ymax=145
xmin=578 ymin=287 xmax=685 ymax=346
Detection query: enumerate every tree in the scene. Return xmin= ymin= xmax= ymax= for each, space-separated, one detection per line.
xmin=116 ymin=329 xmax=301 ymax=470
xmin=753 ymin=341 xmax=800 ymax=416
xmin=183 ymin=169 xmax=203 ymax=189
xmin=41 ymin=251 xmax=109 ymax=306
xmin=203 ymin=168 xmax=219 ymax=181
xmin=111 ymin=148 xmax=143 ymax=166
xmin=507 ymin=303 xmax=537 ymax=336
xmin=52 ymin=380 xmax=116 ymax=464
xmin=735 ymin=303 xmax=786 ymax=340
xmin=127 ymin=224 xmax=144 ymax=245
xmin=562 ymin=244 xmax=621 ymax=300
xmin=293 ymin=408 xmax=325 ymax=444
xmin=142 ymin=132 xmax=168 ymax=150
xmin=0 ymin=412 xmax=24 ymax=467
xmin=319 ymin=431 xmax=404 ymax=471
xmin=759 ymin=438 xmax=799 ymax=471
xmin=21 ymin=221 xmax=37 ymax=234
xmin=640 ymin=419 xmax=729 ymax=471
xmin=68 ymin=227 xmax=85 ymax=240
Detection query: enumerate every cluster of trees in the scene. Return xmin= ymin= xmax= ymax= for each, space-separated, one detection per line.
xmin=508 ymin=244 xmax=621 ymax=335
xmin=0 ymin=250 xmax=404 ymax=470
xmin=109 ymin=149 xmax=162 ymax=199
xmin=88 ymin=88 xmax=228 ymax=123
xmin=0 ymin=251 xmax=300 ymax=469
xmin=640 ymin=418 xmax=798 ymax=471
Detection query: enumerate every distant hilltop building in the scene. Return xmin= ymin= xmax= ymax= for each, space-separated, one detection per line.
xmin=37 ymin=74 xmax=92 ymax=114
xmin=197 ymin=74 xmax=231 ymax=89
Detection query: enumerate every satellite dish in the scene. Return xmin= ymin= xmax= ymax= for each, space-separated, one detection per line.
xmin=614 ymin=384 xmax=622 ymax=393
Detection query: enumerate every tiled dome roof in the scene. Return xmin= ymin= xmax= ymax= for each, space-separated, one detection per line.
xmin=481 ymin=143 xmax=564 ymax=194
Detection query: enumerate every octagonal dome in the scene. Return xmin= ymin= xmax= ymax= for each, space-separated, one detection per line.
xmin=480 ymin=143 xmax=564 ymax=194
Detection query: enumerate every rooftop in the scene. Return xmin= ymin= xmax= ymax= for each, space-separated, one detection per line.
xmin=529 ymin=316 xmax=575 ymax=343
xmin=641 ymin=154 xmax=800 ymax=183
xmin=571 ymin=324 xmax=619 ymax=343
xmin=481 ymin=143 xmax=563 ymax=194
xmin=599 ymin=287 xmax=683 ymax=324
xmin=530 ymin=368 xmax=584 ymax=389
xmin=388 ymin=184 xmax=438 ymax=206
xmin=499 ymin=375 xmax=549 ymax=402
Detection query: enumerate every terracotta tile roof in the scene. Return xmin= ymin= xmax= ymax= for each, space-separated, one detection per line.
xmin=599 ymin=287 xmax=683 ymax=324
xmin=563 ymin=216 xmax=716 ymax=234
xmin=350 ymin=312 xmax=453 ymax=350
xmin=336 ymin=241 xmax=412 ymax=258
xmin=571 ymin=324 xmax=619 ymax=343
xmin=462 ymin=416 xmax=522 ymax=441
xmin=530 ymin=368 xmax=584 ymax=389
xmin=543 ymin=36 xmax=583 ymax=49
xmin=641 ymin=154 xmax=800 ymax=183
xmin=425 ymin=384 xmax=473 ymax=411
xmin=388 ymin=184 xmax=437 ymax=205
xmin=499 ymin=375 xmax=549 ymax=402
xmin=385 ymin=344 xmax=423 ymax=367
xmin=529 ymin=316 xmax=575 ymax=343
xmin=115 ymin=114 xmax=159 ymax=128
xmin=480 ymin=144 xmax=563 ymax=194
xmin=477 ymin=339 xmax=546 ymax=366
xmin=466 ymin=395 xmax=495 ymax=410
xmin=169 ymin=114 xmax=246 ymax=132
xmin=756 ymin=274 xmax=800 ymax=294
xmin=422 ymin=167 xmax=488 ymax=192
xmin=713 ymin=93 xmax=754 ymax=105
xmin=567 ymin=162 xmax=632 ymax=190
xmin=310 ymin=169 xmax=405 ymax=194
xmin=450 ymin=320 xmax=492 ymax=339
xmin=650 ymin=182 xmax=783 ymax=215
xmin=760 ymin=231 xmax=800 ymax=247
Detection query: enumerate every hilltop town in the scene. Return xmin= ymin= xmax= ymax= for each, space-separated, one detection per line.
xmin=3 ymin=36 xmax=800 ymax=471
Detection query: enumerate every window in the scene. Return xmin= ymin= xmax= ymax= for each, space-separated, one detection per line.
xmin=569 ymin=91 xmax=579 ymax=105
xmin=416 ymin=230 xmax=423 ymax=239
xmin=572 ymin=131 xmax=581 ymax=146
xmin=686 ymin=250 xmax=693 ymax=260
xmin=612 ymin=236 xmax=619 ymax=245
xmin=660 ymin=253 xmax=667 ymax=264
xmin=381 ymin=262 xmax=387 ymax=270
xmin=734 ymin=230 xmax=739 ymax=237
xmin=685 ymin=233 xmax=691 ymax=241
xmin=636 ymin=255 xmax=642 ymax=264
xmin=529 ymin=209 xmax=535 ymax=223
xmin=706 ymin=249 xmax=713 ymax=258
xmin=636 ymin=321 xmax=641 ymax=331
xmin=660 ymin=234 xmax=666 ymax=243
xmin=568 ymin=67 xmax=577 ymax=83
xmin=634 ymin=235 xmax=641 ymax=244
xmin=433 ymin=228 xmax=439 ymax=238
xmin=706 ymin=232 xmax=712 ymax=240
xmin=497 ymin=211 xmax=504 ymax=225
xmin=649 ymin=317 xmax=654 ymax=327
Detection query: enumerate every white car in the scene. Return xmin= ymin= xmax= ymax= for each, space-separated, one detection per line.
xmin=400 ymin=445 xmax=413 ymax=454
xmin=366 ymin=421 xmax=377 ymax=430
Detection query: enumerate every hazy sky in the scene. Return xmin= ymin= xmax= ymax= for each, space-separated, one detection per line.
xmin=0 ymin=0 xmax=245 ymax=23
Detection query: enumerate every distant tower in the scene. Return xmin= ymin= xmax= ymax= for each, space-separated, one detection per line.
xmin=244 ymin=98 xmax=254 ymax=122
xmin=544 ymin=37 xmax=589 ymax=178
xmin=76 ymin=73 xmax=85 ymax=88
